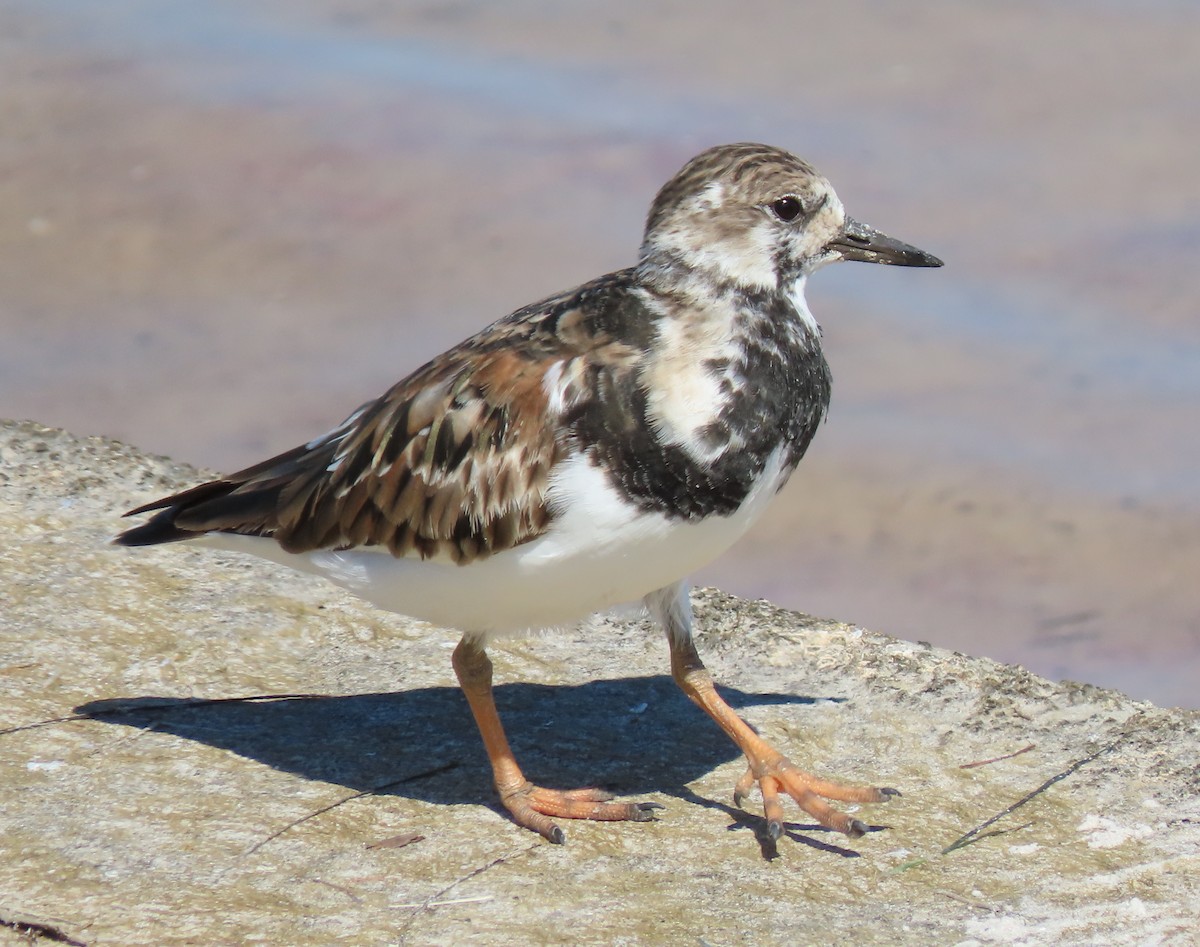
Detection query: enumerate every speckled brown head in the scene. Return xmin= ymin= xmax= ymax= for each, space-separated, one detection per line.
xmin=641 ymin=142 xmax=942 ymax=293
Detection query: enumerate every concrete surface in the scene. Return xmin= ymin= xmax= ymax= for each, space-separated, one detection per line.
xmin=1 ymin=418 xmax=1198 ymax=945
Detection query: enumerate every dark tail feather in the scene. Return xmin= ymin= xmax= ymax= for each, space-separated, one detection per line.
xmin=114 ymin=436 xmax=330 ymax=549
xmin=114 ymin=477 xmax=248 ymax=547
xmin=115 ymin=476 xmax=284 ymax=547
xmin=113 ymin=508 xmax=202 ymax=546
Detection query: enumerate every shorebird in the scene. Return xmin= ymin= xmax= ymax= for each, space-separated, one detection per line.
xmin=117 ymin=142 xmax=942 ymax=845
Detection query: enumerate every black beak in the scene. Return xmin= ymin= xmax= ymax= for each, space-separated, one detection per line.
xmin=828 ymin=217 xmax=943 ymax=267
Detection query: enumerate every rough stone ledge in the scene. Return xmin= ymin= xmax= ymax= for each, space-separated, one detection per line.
xmin=1 ymin=419 xmax=1197 ymax=946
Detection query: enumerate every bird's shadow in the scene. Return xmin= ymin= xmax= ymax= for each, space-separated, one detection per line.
xmin=74 ymin=677 xmax=841 ymax=813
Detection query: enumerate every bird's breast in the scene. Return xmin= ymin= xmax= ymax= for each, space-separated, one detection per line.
xmin=566 ymin=288 xmax=827 ymax=522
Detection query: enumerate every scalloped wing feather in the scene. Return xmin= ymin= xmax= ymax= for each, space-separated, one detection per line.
xmin=171 ymin=348 xmax=565 ymax=563
xmin=116 ymin=271 xmax=643 ymax=562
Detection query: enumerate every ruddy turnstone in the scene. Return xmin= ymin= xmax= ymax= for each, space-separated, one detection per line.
xmin=116 ymin=143 xmax=942 ymax=845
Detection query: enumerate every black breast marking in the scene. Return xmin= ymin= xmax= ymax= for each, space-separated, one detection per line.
xmin=567 ymin=293 xmax=831 ymax=520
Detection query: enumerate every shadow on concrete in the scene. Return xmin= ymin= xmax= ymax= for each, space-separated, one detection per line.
xmin=74 ymin=677 xmax=845 ymax=810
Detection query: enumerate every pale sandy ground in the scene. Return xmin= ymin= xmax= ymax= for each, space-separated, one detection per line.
xmin=3 ymin=1 xmax=1199 ymax=706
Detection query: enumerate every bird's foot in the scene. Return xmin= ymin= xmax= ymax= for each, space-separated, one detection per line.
xmin=499 ymin=782 xmax=663 ymax=844
xmin=732 ymin=755 xmax=899 ymax=841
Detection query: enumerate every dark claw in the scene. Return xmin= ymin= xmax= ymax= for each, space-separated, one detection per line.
xmin=879 ymin=787 xmax=902 ymax=799
xmin=847 ymin=819 xmax=868 ymax=839
xmin=766 ymin=819 xmax=783 ymax=840
xmin=547 ymin=825 xmax=566 ymax=845
xmin=732 ymin=790 xmax=746 ymax=808
xmin=632 ymin=802 xmax=665 ymax=822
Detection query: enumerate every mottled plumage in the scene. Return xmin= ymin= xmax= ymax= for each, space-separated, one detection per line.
xmin=117 ymin=143 xmax=941 ymax=847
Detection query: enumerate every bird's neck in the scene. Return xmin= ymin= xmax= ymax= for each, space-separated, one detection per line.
xmin=636 ymin=247 xmax=776 ymax=301
xmin=634 ymin=250 xmax=821 ymax=357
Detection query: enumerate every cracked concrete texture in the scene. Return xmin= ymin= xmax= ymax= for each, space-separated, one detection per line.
xmin=1 ymin=418 xmax=1197 ymax=946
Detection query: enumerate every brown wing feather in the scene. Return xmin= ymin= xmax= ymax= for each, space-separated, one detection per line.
xmin=118 ymin=347 xmax=567 ymax=563
xmin=116 ymin=271 xmax=644 ymax=560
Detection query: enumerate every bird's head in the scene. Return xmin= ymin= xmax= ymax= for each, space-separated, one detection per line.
xmin=640 ymin=143 xmax=942 ymax=294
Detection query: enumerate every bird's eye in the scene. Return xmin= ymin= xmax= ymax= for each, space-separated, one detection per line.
xmin=769 ymin=196 xmax=804 ymax=222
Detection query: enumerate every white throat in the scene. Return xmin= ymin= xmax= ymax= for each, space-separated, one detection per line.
xmin=785 ymin=275 xmax=822 ymax=341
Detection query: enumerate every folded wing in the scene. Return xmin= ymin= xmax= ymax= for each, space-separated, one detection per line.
xmin=116 ymin=348 xmax=566 ymax=564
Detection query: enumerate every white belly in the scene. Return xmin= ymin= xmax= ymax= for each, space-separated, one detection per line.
xmin=202 ymin=449 xmax=790 ymax=635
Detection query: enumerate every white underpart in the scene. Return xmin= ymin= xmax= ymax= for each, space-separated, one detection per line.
xmin=201 ymin=447 xmax=791 ymax=637
xmin=785 ymin=275 xmax=821 ymax=339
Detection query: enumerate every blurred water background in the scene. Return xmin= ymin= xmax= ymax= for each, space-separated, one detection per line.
xmin=3 ymin=0 xmax=1198 ymax=706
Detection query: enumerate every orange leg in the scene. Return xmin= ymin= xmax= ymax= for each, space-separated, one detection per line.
xmin=650 ymin=585 xmax=897 ymax=841
xmin=452 ymin=635 xmax=661 ymax=843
